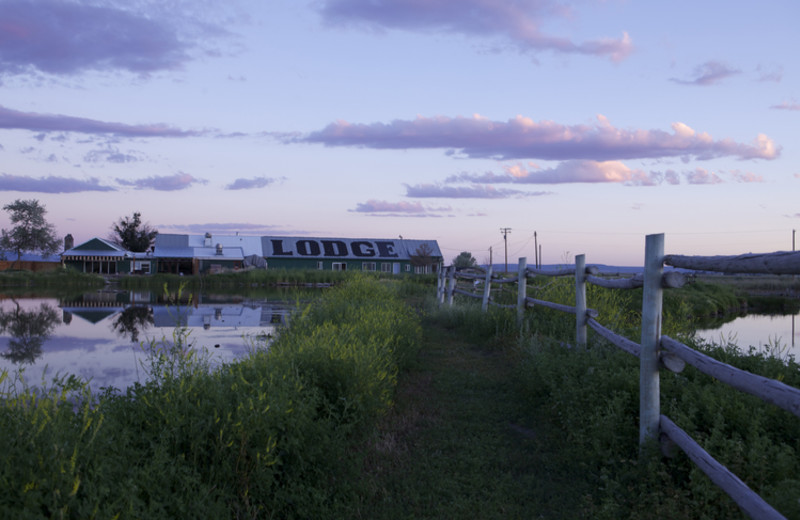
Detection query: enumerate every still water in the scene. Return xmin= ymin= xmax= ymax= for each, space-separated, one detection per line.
xmin=694 ymin=311 xmax=800 ymax=358
xmin=0 ymin=290 xmax=293 ymax=392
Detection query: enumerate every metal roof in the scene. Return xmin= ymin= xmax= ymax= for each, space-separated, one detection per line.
xmin=155 ymin=233 xmax=261 ymax=259
xmin=100 ymin=233 xmax=442 ymax=262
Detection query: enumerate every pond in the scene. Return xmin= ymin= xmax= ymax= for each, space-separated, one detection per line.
xmin=694 ymin=311 xmax=800 ymax=359
xmin=0 ymin=290 xmax=296 ymax=393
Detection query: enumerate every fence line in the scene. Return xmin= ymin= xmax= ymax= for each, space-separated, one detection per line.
xmin=437 ymin=233 xmax=799 ymax=520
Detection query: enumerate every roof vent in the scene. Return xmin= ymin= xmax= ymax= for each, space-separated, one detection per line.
xmin=216 ymin=243 xmax=223 ymax=255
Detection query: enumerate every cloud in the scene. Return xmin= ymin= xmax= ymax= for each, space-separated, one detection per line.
xmin=684 ymin=168 xmax=723 ymax=185
xmin=0 ymin=173 xmax=115 ymax=193
xmin=448 ymin=160 xmax=659 ymax=186
xmin=159 ymin=222 xmax=288 ymax=235
xmin=0 ymin=0 xmax=241 ymax=79
xmin=728 ymin=170 xmax=764 ymax=183
xmin=352 ymin=200 xmax=426 ymax=213
xmin=350 ymin=199 xmax=453 ymax=217
xmin=296 ymin=114 xmax=779 ymax=162
xmin=404 ymin=183 xmax=550 ymax=199
xmin=0 ymin=0 xmax=190 ymax=77
xmin=756 ymin=64 xmax=783 ymax=83
xmin=225 ymin=176 xmax=283 ymax=190
xmin=116 ymin=172 xmax=205 ymax=191
xmin=318 ymin=0 xmax=632 ymax=62
xmin=671 ymin=61 xmax=741 ymax=86
xmin=83 ymin=146 xmax=143 ymax=164
xmin=449 ymin=161 xmax=766 ymax=187
xmin=0 ymin=105 xmax=199 ymax=137
xmin=770 ymin=101 xmax=800 ymax=111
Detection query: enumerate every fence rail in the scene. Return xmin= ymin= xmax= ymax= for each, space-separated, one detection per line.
xmin=437 ymin=233 xmax=800 ymax=520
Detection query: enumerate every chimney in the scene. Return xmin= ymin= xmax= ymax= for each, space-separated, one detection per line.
xmin=204 ymin=232 xmax=212 ymax=247
xmin=64 ymin=234 xmax=74 ymax=251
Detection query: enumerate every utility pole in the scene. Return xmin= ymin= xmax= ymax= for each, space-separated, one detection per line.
xmin=534 ymin=231 xmax=538 ymax=269
xmin=500 ymin=227 xmax=511 ymax=273
xmin=489 ymin=246 xmax=493 ymax=269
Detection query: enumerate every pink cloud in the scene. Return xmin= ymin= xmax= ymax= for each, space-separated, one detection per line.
xmin=318 ymin=0 xmax=632 ymax=62
xmin=684 ymin=168 xmax=723 ymax=185
xmin=449 ymin=160 xmax=659 ymax=185
xmin=404 ymin=183 xmax=550 ymax=199
xmin=299 ymin=115 xmax=779 ymax=162
xmin=448 ymin=162 xmax=766 ymax=187
xmin=728 ymin=170 xmax=764 ymax=183
xmin=770 ymin=101 xmax=800 ymax=111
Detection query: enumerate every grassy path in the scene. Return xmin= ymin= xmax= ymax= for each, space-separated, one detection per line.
xmin=351 ymin=318 xmax=591 ymax=519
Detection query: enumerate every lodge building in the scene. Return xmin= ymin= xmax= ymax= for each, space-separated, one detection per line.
xmin=61 ymin=233 xmax=443 ymax=276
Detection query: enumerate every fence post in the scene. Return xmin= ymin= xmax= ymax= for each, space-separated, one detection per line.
xmin=640 ymin=233 xmax=664 ymax=449
xmin=575 ymin=254 xmax=587 ymax=348
xmin=437 ymin=266 xmax=445 ymax=304
xmin=447 ymin=266 xmax=456 ymax=306
xmin=481 ymin=265 xmax=493 ymax=312
xmin=517 ymin=257 xmax=527 ymax=326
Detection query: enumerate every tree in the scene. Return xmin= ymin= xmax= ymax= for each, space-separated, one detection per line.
xmin=111 ymin=212 xmax=158 ymax=252
xmin=452 ymin=251 xmax=477 ymax=269
xmin=0 ymin=301 xmax=60 ymax=364
xmin=410 ymin=243 xmax=435 ymax=273
xmin=0 ymin=199 xmax=60 ymax=268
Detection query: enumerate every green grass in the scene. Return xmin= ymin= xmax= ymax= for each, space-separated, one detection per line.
xmin=2 ymin=272 xmax=799 ymax=518
xmin=0 ymin=268 xmax=104 ymax=289
xmin=352 ymin=306 xmax=591 ymax=519
xmin=0 ymin=276 xmax=423 ymax=519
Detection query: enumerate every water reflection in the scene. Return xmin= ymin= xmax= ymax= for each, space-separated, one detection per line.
xmin=695 ymin=311 xmax=800 ymax=357
xmin=111 ymin=306 xmax=154 ymax=342
xmin=0 ymin=299 xmax=61 ymax=364
xmin=0 ymin=290 xmax=294 ymax=391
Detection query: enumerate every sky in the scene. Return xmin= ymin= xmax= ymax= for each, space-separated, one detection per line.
xmin=0 ymin=0 xmax=798 ymax=266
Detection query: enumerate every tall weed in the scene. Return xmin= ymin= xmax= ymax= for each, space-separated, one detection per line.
xmin=0 ymin=275 xmax=423 ymax=518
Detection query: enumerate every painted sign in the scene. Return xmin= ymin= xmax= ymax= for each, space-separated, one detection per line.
xmin=268 ymin=239 xmax=400 ymax=259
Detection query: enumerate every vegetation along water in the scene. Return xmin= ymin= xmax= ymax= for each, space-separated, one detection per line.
xmin=1 ymin=269 xmax=799 ymax=518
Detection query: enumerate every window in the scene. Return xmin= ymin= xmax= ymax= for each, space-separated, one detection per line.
xmin=405 ymin=265 xmax=411 ymax=272
xmin=332 ymin=262 xmax=347 ymax=271
xmin=381 ymin=263 xmax=392 ymax=273
xmin=362 ymin=262 xmax=376 ymax=271
xmin=317 ymin=261 xmax=324 ymax=270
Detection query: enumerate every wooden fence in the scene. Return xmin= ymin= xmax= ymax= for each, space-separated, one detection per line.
xmin=436 ymin=233 xmax=800 ymax=520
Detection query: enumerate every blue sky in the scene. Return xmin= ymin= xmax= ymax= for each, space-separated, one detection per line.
xmin=0 ymin=0 xmax=797 ymax=266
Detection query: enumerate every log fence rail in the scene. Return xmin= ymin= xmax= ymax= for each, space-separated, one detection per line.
xmin=436 ymin=233 xmax=800 ymax=520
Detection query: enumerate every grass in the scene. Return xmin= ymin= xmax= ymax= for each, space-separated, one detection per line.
xmin=353 ymin=311 xmax=591 ymax=519
xmin=2 ymin=272 xmax=799 ymax=518
xmin=0 ymin=268 xmax=104 ymax=289
xmin=0 ymin=276 xmax=423 ymax=519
